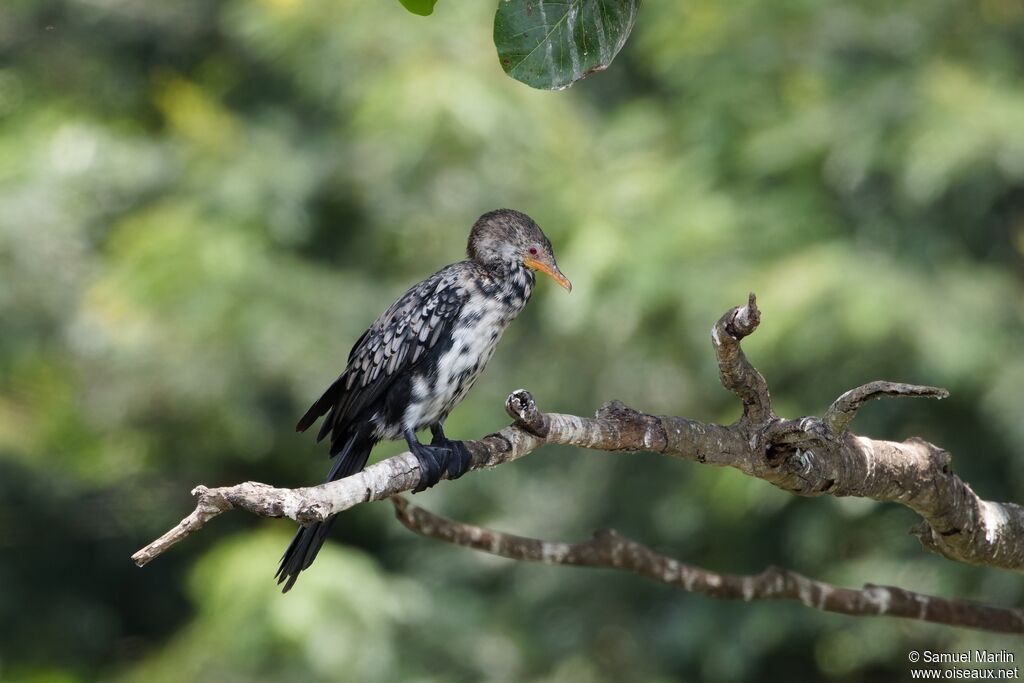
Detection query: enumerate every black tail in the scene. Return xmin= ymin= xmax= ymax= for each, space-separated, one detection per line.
xmin=276 ymin=426 xmax=377 ymax=592
xmin=295 ymin=374 xmax=346 ymax=434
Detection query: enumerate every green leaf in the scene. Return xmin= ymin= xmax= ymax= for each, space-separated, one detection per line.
xmin=399 ymin=0 xmax=438 ymax=16
xmin=494 ymin=0 xmax=639 ymax=90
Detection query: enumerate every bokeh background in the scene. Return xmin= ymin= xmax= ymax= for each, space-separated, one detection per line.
xmin=2 ymin=0 xmax=1024 ymax=681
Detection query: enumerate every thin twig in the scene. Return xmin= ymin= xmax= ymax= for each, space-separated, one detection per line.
xmin=824 ymin=380 xmax=950 ymax=434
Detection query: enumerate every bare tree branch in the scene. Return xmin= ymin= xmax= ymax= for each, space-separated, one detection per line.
xmin=712 ymin=292 xmax=772 ymax=423
xmin=824 ymin=380 xmax=950 ymax=434
xmin=132 ymin=294 xmax=1024 ymax=599
xmin=390 ymin=496 xmax=1024 ymax=635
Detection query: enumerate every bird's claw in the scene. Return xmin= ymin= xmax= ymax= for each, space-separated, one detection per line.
xmin=411 ymin=444 xmax=445 ymax=493
xmin=443 ymin=439 xmax=472 ymax=480
xmin=410 ymin=439 xmax=472 ymax=493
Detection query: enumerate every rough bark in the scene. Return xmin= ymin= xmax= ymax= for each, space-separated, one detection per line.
xmin=131 ymin=294 xmax=1024 ymax=632
xmin=391 ymin=496 xmax=1024 ymax=634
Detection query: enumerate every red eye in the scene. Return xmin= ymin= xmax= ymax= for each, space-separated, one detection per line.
xmin=528 ymin=247 xmax=539 ymax=256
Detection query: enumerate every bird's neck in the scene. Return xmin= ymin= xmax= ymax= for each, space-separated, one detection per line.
xmin=479 ymin=259 xmax=535 ymax=304
xmin=510 ymin=262 xmax=535 ymax=303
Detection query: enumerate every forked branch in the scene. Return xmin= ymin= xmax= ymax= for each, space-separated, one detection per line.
xmin=131 ymin=294 xmax=1024 ymax=633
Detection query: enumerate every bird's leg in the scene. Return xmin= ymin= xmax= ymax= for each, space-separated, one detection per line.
xmin=429 ymin=423 xmax=447 ymax=446
xmin=404 ymin=428 xmax=450 ymax=493
xmin=428 ymin=422 xmax=473 ymax=481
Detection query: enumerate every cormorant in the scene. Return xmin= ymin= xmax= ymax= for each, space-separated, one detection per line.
xmin=276 ymin=209 xmax=571 ymax=591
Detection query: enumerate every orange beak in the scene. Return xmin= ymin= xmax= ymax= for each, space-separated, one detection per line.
xmin=524 ymin=257 xmax=572 ymax=292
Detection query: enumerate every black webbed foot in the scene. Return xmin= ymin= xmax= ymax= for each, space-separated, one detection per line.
xmin=410 ymin=443 xmax=449 ymax=492
xmin=406 ymin=428 xmax=451 ymax=492
xmin=428 ymin=423 xmax=472 ymax=480
xmin=441 ymin=439 xmax=472 ymax=479
xmin=404 ymin=426 xmax=473 ymax=492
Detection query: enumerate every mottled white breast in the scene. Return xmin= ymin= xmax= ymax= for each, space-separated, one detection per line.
xmin=401 ymin=270 xmax=532 ymax=433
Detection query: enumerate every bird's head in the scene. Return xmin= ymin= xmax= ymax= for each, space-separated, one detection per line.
xmin=467 ymin=209 xmax=572 ymax=292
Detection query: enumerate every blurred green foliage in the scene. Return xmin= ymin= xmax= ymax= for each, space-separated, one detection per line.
xmin=1 ymin=1 xmax=1024 ymax=681
xmin=399 ymin=0 xmax=438 ymax=18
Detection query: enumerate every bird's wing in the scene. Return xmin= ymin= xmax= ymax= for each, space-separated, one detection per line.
xmin=296 ymin=265 xmax=471 ymax=450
